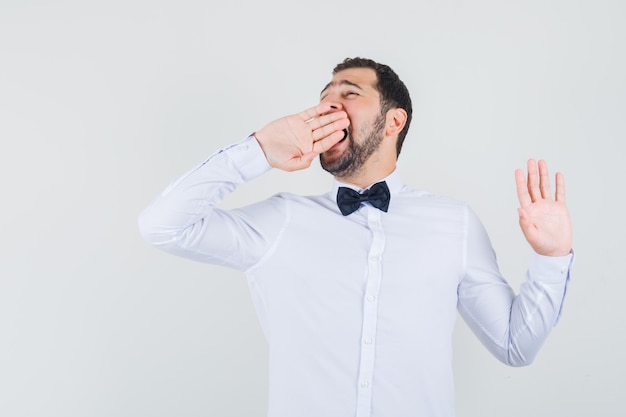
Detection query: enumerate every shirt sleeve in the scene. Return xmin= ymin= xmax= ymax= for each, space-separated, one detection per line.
xmin=457 ymin=207 xmax=573 ymax=366
xmin=137 ymin=135 xmax=287 ymax=271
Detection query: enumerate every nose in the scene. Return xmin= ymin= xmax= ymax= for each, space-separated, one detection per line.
xmin=322 ymin=101 xmax=343 ymax=112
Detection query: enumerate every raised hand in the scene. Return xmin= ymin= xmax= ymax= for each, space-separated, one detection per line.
xmin=515 ymin=159 xmax=573 ymax=257
xmin=254 ymin=103 xmax=350 ymax=172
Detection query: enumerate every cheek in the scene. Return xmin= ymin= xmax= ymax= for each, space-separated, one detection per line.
xmin=346 ymin=102 xmax=378 ymax=122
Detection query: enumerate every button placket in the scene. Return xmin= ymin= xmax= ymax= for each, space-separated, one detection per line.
xmin=355 ymin=208 xmax=385 ymax=417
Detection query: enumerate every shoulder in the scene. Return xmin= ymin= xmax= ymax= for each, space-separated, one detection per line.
xmin=389 ymin=185 xmax=481 ymax=228
xmin=396 ymin=185 xmax=470 ymax=210
xmin=272 ymin=191 xmax=338 ymax=214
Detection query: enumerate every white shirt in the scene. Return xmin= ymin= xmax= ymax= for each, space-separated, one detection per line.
xmin=138 ymin=136 xmax=573 ymax=417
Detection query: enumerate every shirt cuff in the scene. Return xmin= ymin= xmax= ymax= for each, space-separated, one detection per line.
xmin=223 ymin=135 xmax=272 ymax=181
xmin=527 ymin=250 xmax=574 ymax=284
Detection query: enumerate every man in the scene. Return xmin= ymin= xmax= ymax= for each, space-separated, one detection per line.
xmin=138 ymin=57 xmax=573 ymax=417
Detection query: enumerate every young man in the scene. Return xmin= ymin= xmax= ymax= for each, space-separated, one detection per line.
xmin=139 ymin=57 xmax=573 ymax=417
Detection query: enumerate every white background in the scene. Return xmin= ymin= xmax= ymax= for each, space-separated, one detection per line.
xmin=1 ymin=0 xmax=624 ymax=416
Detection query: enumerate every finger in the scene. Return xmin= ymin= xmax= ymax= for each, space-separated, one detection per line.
xmin=298 ymin=104 xmax=324 ymax=122
xmin=298 ymin=102 xmax=343 ymax=122
xmin=526 ymin=159 xmax=542 ymax=202
xmin=311 ymin=117 xmax=350 ymax=142
xmin=307 ymin=110 xmax=348 ymax=132
xmin=312 ymin=129 xmax=346 ymax=154
xmin=515 ymin=168 xmax=532 ymax=208
xmin=538 ymin=159 xmax=552 ymax=200
xmin=555 ymin=171 xmax=566 ymax=204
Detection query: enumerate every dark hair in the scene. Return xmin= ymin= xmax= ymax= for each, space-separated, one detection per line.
xmin=333 ymin=57 xmax=413 ymax=158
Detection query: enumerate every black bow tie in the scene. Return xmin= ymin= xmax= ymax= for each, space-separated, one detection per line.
xmin=337 ymin=181 xmax=391 ymax=216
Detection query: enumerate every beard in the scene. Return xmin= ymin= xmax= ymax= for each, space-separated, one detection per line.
xmin=320 ymin=112 xmax=386 ymax=178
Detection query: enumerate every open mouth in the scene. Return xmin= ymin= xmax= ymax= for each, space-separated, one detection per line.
xmin=328 ymin=128 xmax=349 ymax=151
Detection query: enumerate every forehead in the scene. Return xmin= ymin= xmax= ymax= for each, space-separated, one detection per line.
xmin=321 ymin=67 xmax=379 ymax=95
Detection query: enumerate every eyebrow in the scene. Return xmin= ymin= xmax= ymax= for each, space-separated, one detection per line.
xmin=320 ymin=80 xmax=364 ymax=96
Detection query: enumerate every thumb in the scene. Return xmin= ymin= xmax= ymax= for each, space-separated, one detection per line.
xmin=284 ymin=151 xmax=317 ymax=172
xmin=297 ymin=151 xmax=318 ymax=169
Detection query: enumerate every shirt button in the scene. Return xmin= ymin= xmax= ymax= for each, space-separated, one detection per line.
xmin=366 ymin=295 xmax=375 ymax=302
xmin=361 ymin=381 xmax=369 ymax=388
xmin=364 ymin=338 xmax=373 ymax=344
xmin=369 ymin=255 xmax=378 ymax=262
xmin=560 ymin=266 xmax=568 ymax=274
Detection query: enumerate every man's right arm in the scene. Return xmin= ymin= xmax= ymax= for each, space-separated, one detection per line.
xmin=138 ymin=136 xmax=281 ymax=271
xmin=138 ymin=103 xmax=348 ymax=269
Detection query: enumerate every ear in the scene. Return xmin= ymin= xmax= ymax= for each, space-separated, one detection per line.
xmin=384 ymin=108 xmax=408 ymax=138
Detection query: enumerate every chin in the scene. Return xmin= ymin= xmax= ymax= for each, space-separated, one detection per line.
xmin=320 ymin=151 xmax=352 ymax=175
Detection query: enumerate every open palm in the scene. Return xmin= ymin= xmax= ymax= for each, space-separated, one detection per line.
xmin=515 ymin=159 xmax=572 ymax=257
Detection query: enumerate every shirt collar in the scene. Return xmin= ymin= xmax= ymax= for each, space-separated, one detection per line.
xmin=330 ymin=169 xmax=403 ymax=197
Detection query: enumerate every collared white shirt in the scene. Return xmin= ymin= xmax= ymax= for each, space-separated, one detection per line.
xmin=139 ymin=136 xmax=573 ymax=417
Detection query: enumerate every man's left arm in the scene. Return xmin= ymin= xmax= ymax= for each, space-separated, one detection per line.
xmin=457 ymin=159 xmax=573 ymax=366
